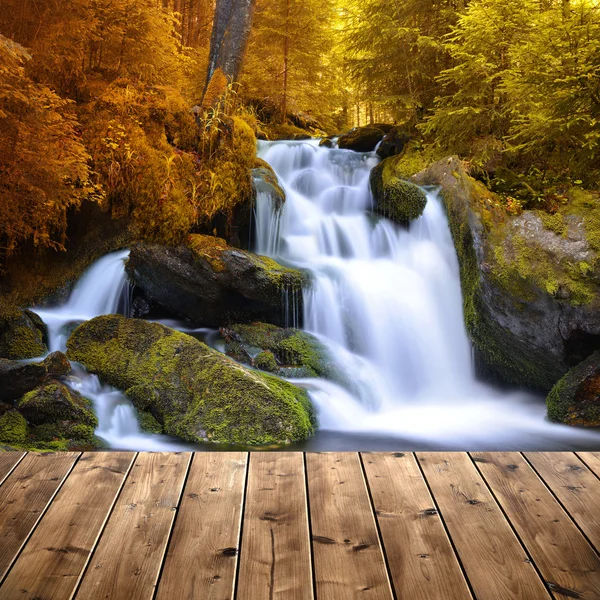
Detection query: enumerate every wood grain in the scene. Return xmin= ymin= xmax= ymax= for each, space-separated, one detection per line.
xmin=473 ymin=452 xmax=600 ymax=600
xmin=0 ymin=452 xmax=134 ymax=600
xmin=417 ymin=452 xmax=549 ymax=600
xmin=0 ymin=452 xmax=25 ymax=487
xmin=361 ymin=452 xmax=472 ymax=600
xmin=577 ymin=452 xmax=600 ymax=479
xmin=156 ymin=452 xmax=247 ymax=600
xmin=525 ymin=452 xmax=600 ymax=552
xmin=0 ymin=452 xmax=79 ymax=582
xmin=237 ymin=452 xmax=313 ymax=600
xmin=306 ymin=452 xmax=393 ymax=599
xmin=75 ymin=452 xmax=191 ymax=600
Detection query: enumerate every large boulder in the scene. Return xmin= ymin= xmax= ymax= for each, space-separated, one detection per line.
xmin=338 ymin=126 xmax=386 ymax=153
xmin=0 ymin=306 xmax=48 ymax=359
xmin=0 ymin=351 xmax=71 ymax=403
xmin=221 ymin=322 xmax=347 ymax=383
xmin=66 ymin=315 xmax=316 ymax=445
xmin=18 ymin=380 xmax=99 ymax=447
xmin=370 ymin=157 xmax=427 ymax=225
xmin=376 ymin=127 xmax=411 ymax=160
xmin=413 ymin=157 xmax=600 ymax=391
xmin=126 ymin=235 xmax=307 ymax=328
xmin=253 ymin=165 xmax=285 ymax=210
xmin=547 ymin=351 xmax=600 ymax=426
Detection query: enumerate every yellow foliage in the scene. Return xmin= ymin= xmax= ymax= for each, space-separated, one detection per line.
xmin=202 ymin=68 xmax=229 ymax=112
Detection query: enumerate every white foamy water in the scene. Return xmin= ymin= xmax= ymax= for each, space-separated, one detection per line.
xmin=256 ymin=139 xmax=600 ymax=449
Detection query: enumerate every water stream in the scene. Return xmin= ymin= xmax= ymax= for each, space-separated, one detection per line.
xmin=256 ymin=139 xmax=600 ymax=450
xmin=27 ymin=139 xmax=600 ymax=450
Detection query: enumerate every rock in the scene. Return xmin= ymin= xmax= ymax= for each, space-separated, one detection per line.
xmin=0 ymin=410 xmax=29 ymax=445
xmin=0 ymin=307 xmax=48 ymax=359
xmin=319 ymin=138 xmax=334 ymax=148
xmin=0 ymin=351 xmax=71 ymax=403
xmin=376 ymin=127 xmax=411 ymax=160
xmin=253 ymin=167 xmax=285 ymax=210
xmin=66 ymin=315 xmax=316 ymax=445
xmin=413 ymin=157 xmax=600 ymax=391
xmin=338 ymin=126 xmax=385 ymax=152
xmin=547 ymin=351 xmax=600 ymax=425
xmin=126 ymin=235 xmax=307 ymax=328
xmin=370 ymin=158 xmax=427 ymax=225
xmin=221 ymin=322 xmax=350 ymax=386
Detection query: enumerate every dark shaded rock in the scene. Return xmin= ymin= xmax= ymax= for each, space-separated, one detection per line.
xmin=66 ymin=315 xmax=316 ymax=446
xmin=126 ymin=236 xmax=307 ymax=328
xmin=338 ymin=126 xmax=385 ymax=153
xmin=0 ymin=351 xmax=71 ymax=403
xmin=0 ymin=307 xmax=48 ymax=359
xmin=547 ymin=351 xmax=600 ymax=425
xmin=319 ymin=137 xmax=334 ymax=148
xmin=376 ymin=127 xmax=411 ymax=160
xmin=253 ymin=167 xmax=285 ymax=210
xmin=370 ymin=158 xmax=427 ymax=225
xmin=413 ymin=157 xmax=600 ymax=391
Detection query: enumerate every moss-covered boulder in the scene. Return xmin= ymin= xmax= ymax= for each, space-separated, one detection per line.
xmin=376 ymin=127 xmax=411 ymax=160
xmin=0 ymin=351 xmax=71 ymax=403
xmin=547 ymin=351 xmax=600 ymax=425
xmin=0 ymin=410 xmax=29 ymax=445
xmin=66 ymin=315 xmax=316 ymax=445
xmin=126 ymin=235 xmax=307 ymax=328
xmin=221 ymin=322 xmax=347 ymax=384
xmin=253 ymin=166 xmax=285 ymax=210
xmin=413 ymin=157 xmax=600 ymax=391
xmin=338 ymin=126 xmax=386 ymax=153
xmin=0 ymin=306 xmax=48 ymax=359
xmin=370 ymin=157 xmax=427 ymax=225
xmin=319 ymin=137 xmax=334 ymax=148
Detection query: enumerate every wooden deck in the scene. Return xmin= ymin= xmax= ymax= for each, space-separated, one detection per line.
xmin=0 ymin=452 xmax=598 ymax=599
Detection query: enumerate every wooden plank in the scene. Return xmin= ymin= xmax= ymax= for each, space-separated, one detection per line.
xmin=156 ymin=452 xmax=247 ymax=600
xmin=473 ymin=452 xmax=600 ymax=600
xmin=237 ymin=452 xmax=312 ymax=600
xmin=362 ymin=452 xmax=472 ymax=600
xmin=0 ymin=452 xmax=135 ymax=600
xmin=0 ymin=452 xmax=25 ymax=487
xmin=417 ymin=453 xmax=549 ymax=600
xmin=577 ymin=452 xmax=600 ymax=479
xmin=306 ymin=452 xmax=393 ymax=599
xmin=525 ymin=452 xmax=600 ymax=552
xmin=0 ymin=452 xmax=79 ymax=581
xmin=75 ymin=452 xmax=191 ymax=600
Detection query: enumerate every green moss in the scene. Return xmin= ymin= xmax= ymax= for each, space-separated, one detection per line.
xmin=386 ymin=144 xmax=438 ymax=179
xmin=187 ymin=234 xmax=229 ymax=273
xmin=538 ymin=211 xmax=567 ymax=236
xmin=0 ymin=410 xmax=28 ymax=445
xmin=67 ymin=315 xmax=316 ymax=446
xmin=370 ymin=157 xmax=427 ymax=225
xmin=255 ymin=351 xmax=278 ymax=372
xmin=137 ymin=410 xmax=163 ymax=434
xmin=246 ymin=253 xmax=306 ymax=291
xmin=564 ymin=187 xmax=600 ymax=252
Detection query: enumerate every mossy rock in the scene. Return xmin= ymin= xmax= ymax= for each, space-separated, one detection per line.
xmin=66 ymin=315 xmax=316 ymax=446
xmin=136 ymin=410 xmax=163 ymax=434
xmin=18 ymin=380 xmax=97 ymax=428
xmin=413 ymin=157 xmax=600 ymax=391
xmin=0 ymin=410 xmax=29 ymax=445
xmin=370 ymin=158 xmax=427 ymax=226
xmin=547 ymin=351 xmax=600 ymax=426
xmin=338 ymin=126 xmax=385 ymax=153
xmin=0 ymin=306 xmax=48 ymax=359
xmin=252 ymin=167 xmax=285 ymax=210
xmin=126 ymin=238 xmax=308 ymax=328
xmin=221 ymin=322 xmax=348 ymax=386
xmin=376 ymin=127 xmax=410 ymax=160
xmin=319 ymin=138 xmax=334 ymax=148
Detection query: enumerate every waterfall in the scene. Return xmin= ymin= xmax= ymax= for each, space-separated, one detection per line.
xmin=256 ymin=139 xmax=600 ymax=449
xmin=32 ymin=251 xmax=186 ymax=451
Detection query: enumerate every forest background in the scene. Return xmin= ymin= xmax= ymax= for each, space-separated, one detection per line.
xmin=0 ymin=0 xmax=598 ymax=305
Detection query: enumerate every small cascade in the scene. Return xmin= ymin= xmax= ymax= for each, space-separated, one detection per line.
xmin=254 ymin=190 xmax=283 ymax=257
xmin=281 ymin=283 xmax=300 ymax=329
xmin=32 ymin=250 xmax=184 ymax=451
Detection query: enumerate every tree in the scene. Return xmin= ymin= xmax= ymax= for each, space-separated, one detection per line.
xmin=204 ymin=0 xmax=257 ymax=93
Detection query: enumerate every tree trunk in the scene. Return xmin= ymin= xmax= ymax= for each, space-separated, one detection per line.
xmin=281 ymin=0 xmax=290 ymax=123
xmin=204 ymin=0 xmax=256 ymax=94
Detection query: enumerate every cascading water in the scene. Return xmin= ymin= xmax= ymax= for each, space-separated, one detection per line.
xmin=256 ymin=139 xmax=600 ymax=450
xmin=33 ymin=251 xmax=187 ymax=451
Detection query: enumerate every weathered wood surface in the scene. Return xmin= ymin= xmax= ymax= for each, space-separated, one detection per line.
xmin=0 ymin=452 xmax=597 ymax=600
